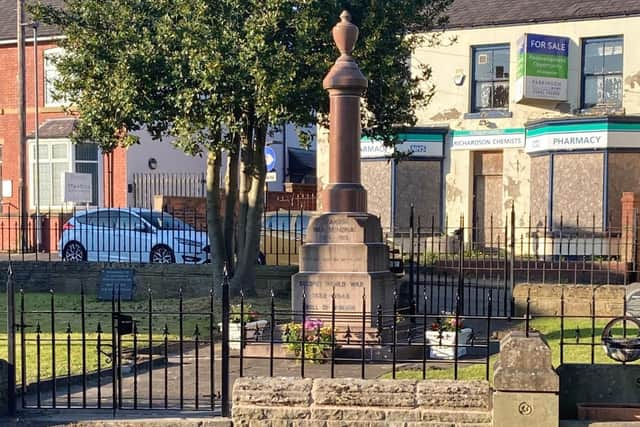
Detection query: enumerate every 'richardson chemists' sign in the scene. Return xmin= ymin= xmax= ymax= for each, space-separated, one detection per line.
xmin=451 ymin=129 xmax=525 ymax=150
xmin=515 ymin=33 xmax=569 ymax=102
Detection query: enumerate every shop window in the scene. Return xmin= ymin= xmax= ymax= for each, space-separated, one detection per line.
xmin=581 ymin=37 xmax=623 ymax=109
xmin=44 ymin=47 xmax=67 ymax=107
xmin=471 ymin=45 xmax=510 ymax=112
xmin=29 ymin=140 xmax=99 ymax=208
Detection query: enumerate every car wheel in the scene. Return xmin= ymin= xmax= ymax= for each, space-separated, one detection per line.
xmin=256 ymin=252 xmax=266 ymax=265
xmin=150 ymin=245 xmax=175 ymax=264
xmin=63 ymin=241 xmax=87 ymax=262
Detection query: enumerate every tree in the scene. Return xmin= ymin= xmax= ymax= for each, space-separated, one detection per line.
xmin=33 ymin=0 xmax=452 ymax=294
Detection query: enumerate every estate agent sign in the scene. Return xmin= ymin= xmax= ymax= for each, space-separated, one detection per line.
xmin=515 ymin=33 xmax=569 ymax=102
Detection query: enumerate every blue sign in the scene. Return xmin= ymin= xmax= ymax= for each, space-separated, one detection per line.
xmin=264 ymin=146 xmax=276 ymax=172
xmin=523 ymin=34 xmax=569 ymax=57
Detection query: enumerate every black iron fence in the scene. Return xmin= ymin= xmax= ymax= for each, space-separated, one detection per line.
xmin=3 ymin=271 xmax=226 ymax=416
xmin=0 ymin=204 xmax=637 ymax=286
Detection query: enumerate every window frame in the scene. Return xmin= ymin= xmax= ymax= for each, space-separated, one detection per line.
xmin=470 ymin=43 xmax=511 ymax=113
xmin=28 ymin=138 xmax=102 ymax=210
xmin=44 ymin=47 xmax=66 ymax=108
xmin=580 ymin=36 xmax=624 ymax=110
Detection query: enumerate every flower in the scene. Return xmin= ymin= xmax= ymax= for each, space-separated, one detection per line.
xmin=431 ymin=316 xmax=464 ymax=332
xmin=230 ymin=303 xmax=258 ymax=323
xmin=304 ymin=319 xmax=323 ymax=330
xmin=284 ymin=320 xmax=336 ymax=363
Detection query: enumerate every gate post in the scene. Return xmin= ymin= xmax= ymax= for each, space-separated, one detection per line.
xmin=221 ymin=266 xmax=230 ymax=417
xmin=493 ymin=331 xmax=559 ymax=427
xmin=5 ymin=264 xmax=16 ymax=416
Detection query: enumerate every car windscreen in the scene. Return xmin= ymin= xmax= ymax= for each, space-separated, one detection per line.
xmin=139 ymin=212 xmax=195 ymax=231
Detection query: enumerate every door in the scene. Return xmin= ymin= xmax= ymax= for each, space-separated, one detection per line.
xmin=473 ymin=151 xmax=504 ymax=249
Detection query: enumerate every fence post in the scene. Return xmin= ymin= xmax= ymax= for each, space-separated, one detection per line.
xmin=5 ymin=264 xmax=15 ymax=416
xmin=409 ymin=204 xmax=415 ymax=313
xmin=510 ymin=204 xmax=516 ymax=316
xmin=221 ymin=265 xmax=231 ymax=417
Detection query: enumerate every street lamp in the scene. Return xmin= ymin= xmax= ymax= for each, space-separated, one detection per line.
xmin=32 ymin=21 xmax=41 ymax=252
xmin=22 ymin=20 xmax=41 ymax=251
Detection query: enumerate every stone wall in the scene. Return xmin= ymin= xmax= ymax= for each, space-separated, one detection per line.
xmin=513 ymin=283 xmax=625 ymax=317
xmin=232 ymin=377 xmax=491 ymax=426
xmin=0 ymin=262 xmax=297 ymax=298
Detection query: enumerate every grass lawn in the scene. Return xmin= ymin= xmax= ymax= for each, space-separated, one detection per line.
xmin=0 ymin=292 xmax=289 ymax=385
xmin=382 ymin=316 xmax=640 ymax=382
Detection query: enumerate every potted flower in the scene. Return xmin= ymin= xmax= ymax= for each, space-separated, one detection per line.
xmin=219 ymin=304 xmax=268 ymax=349
xmin=425 ymin=316 xmax=473 ymax=359
xmin=283 ymin=319 xmax=335 ymax=363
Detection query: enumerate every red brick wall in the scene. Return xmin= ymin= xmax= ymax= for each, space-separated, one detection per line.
xmin=0 ymin=40 xmax=75 ymax=214
xmin=1 ymin=40 xmax=130 ymax=213
xmin=102 ymin=147 xmax=128 ymax=207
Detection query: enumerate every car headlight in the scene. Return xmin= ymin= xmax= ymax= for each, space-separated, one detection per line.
xmin=176 ymin=238 xmax=201 ymax=247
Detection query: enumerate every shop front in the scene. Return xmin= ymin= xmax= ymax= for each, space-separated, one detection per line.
xmin=360 ymin=128 xmax=448 ymax=233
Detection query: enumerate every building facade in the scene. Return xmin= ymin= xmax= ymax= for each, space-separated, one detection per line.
xmin=318 ymin=0 xmax=640 ymax=240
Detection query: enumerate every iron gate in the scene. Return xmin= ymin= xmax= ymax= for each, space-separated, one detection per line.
xmin=4 ymin=265 xmax=231 ymax=416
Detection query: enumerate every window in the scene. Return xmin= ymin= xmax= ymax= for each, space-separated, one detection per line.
xmin=471 ymin=45 xmax=510 ymax=112
xmin=44 ymin=48 xmax=66 ymax=107
xmin=29 ymin=140 xmax=100 ymax=208
xmin=582 ymin=37 xmax=623 ymax=109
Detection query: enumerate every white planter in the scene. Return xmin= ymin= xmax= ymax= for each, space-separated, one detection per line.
xmin=425 ymin=328 xmax=473 ymax=359
xmin=219 ymin=320 xmax=268 ymax=349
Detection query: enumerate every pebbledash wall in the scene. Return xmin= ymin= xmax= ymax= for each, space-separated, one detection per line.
xmin=317 ymin=1 xmax=640 ymax=237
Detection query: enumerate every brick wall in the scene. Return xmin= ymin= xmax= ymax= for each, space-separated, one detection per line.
xmin=103 ymin=147 xmax=128 ymax=207
xmin=233 ymin=377 xmax=491 ymax=426
xmin=0 ymin=41 xmax=74 ymax=213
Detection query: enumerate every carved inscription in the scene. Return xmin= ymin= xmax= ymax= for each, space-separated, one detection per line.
xmin=310 ymin=216 xmax=361 ymax=243
xmin=296 ymin=278 xmax=365 ymax=312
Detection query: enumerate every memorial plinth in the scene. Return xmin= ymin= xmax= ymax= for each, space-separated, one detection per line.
xmin=292 ymin=213 xmax=395 ymax=325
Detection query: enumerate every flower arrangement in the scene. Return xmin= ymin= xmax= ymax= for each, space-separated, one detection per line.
xmin=230 ymin=303 xmax=259 ymax=323
xmin=284 ymin=319 xmax=334 ymax=363
xmin=430 ymin=316 xmax=464 ymax=332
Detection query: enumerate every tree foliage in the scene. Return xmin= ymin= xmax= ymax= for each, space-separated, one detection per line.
xmin=32 ymin=0 xmax=452 ymax=293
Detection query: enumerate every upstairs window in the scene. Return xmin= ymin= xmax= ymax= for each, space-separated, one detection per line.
xmin=582 ymin=37 xmax=623 ymax=109
xmin=472 ymin=45 xmax=510 ymax=112
xmin=44 ymin=48 xmax=67 ymax=107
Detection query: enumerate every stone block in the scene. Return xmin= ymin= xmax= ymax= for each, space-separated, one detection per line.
xmin=291 ymin=271 xmax=395 ymax=326
xmin=493 ymin=391 xmax=558 ymax=427
xmin=420 ymin=409 xmax=491 ymax=423
xmin=493 ymin=332 xmax=559 ymax=393
xmin=299 ymin=243 xmax=389 ymax=272
xmin=233 ymin=377 xmax=312 ymax=406
xmin=384 ymin=409 xmax=420 ymax=421
xmin=312 ymin=378 xmax=417 ymax=407
xmin=416 ymin=380 xmax=491 ymax=410
xmin=306 ymin=213 xmax=382 ymax=244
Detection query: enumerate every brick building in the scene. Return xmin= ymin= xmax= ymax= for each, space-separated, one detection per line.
xmin=317 ymin=0 xmax=640 ymax=245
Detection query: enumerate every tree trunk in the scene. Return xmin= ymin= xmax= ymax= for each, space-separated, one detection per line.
xmin=231 ymin=124 xmax=267 ymax=295
xmin=206 ymin=149 xmax=225 ymax=286
xmin=223 ymin=134 xmax=240 ymax=275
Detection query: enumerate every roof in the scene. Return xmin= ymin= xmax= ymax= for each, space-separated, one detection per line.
xmin=288 ymin=147 xmax=315 ymax=173
xmin=0 ymin=0 xmax=64 ymax=42
xmin=28 ymin=118 xmax=78 ymax=139
xmin=443 ymin=0 xmax=640 ymax=29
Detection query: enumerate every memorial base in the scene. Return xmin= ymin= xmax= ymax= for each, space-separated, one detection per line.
xmin=292 ymin=212 xmax=396 ymax=329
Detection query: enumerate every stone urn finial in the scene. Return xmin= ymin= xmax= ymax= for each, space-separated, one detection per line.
xmin=333 ymin=10 xmax=359 ymax=57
